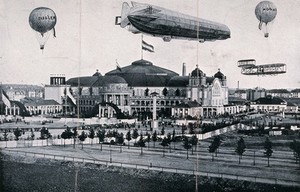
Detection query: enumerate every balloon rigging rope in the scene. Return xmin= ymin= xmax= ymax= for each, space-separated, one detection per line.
xmin=196 ymin=0 xmax=199 ymax=67
xmin=196 ymin=1 xmax=199 ymax=192
xmin=77 ymin=0 xmax=82 ymax=121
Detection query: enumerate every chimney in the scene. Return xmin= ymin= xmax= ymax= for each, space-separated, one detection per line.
xmin=182 ymin=63 xmax=186 ymax=76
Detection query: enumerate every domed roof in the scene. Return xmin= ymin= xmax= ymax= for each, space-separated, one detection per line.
xmin=66 ymin=75 xmax=127 ymax=87
xmin=95 ymin=76 xmax=127 ymax=85
xmin=214 ymin=69 xmax=225 ymax=80
xmin=191 ymin=67 xmax=203 ymax=77
xmin=167 ymin=76 xmax=189 ymax=87
xmin=92 ymin=69 xmax=102 ymax=77
xmin=105 ymin=59 xmax=178 ymax=87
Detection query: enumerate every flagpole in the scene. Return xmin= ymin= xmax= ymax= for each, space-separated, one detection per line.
xmin=141 ymin=34 xmax=143 ymax=60
xmin=195 ymin=1 xmax=199 ymax=192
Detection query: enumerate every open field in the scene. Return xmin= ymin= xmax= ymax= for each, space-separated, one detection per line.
xmin=1 ymin=137 xmax=300 ymax=188
xmin=1 ymin=152 xmax=299 ymax=192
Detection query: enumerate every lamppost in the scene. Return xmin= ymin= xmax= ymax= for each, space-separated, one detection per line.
xmin=74 ymin=163 xmax=80 ymax=192
xmin=195 ymin=142 xmax=200 ymax=192
xmin=150 ymin=92 xmax=159 ymax=132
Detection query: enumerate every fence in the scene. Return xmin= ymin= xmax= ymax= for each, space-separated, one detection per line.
xmin=195 ymin=123 xmax=252 ymax=140
xmin=3 ymin=149 xmax=299 ymax=188
xmin=0 ymin=123 xmax=255 ymax=149
xmin=0 ymin=137 xmax=100 ymax=148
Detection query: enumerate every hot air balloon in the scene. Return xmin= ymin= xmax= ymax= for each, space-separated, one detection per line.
xmin=255 ymin=1 xmax=277 ymax=38
xmin=29 ymin=7 xmax=57 ymax=50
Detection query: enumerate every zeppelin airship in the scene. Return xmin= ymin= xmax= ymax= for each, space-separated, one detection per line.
xmin=115 ymin=2 xmax=231 ymax=43
xmin=238 ymin=59 xmax=287 ymax=75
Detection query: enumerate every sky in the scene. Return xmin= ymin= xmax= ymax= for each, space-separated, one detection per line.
xmin=1 ymin=0 xmax=300 ymax=89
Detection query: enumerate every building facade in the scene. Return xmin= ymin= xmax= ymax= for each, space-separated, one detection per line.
xmin=44 ymin=59 xmax=231 ymax=120
xmin=266 ymin=89 xmax=291 ymax=98
xmin=249 ymin=95 xmax=287 ymax=113
xmin=21 ymin=98 xmax=61 ymax=115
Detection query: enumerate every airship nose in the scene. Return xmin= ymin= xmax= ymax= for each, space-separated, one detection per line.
xmin=127 ymin=15 xmax=139 ymax=22
xmin=226 ymin=26 xmax=231 ymax=36
xmin=222 ymin=26 xmax=231 ymax=39
xmin=226 ymin=31 xmax=231 ymax=38
xmin=128 ymin=14 xmax=158 ymax=24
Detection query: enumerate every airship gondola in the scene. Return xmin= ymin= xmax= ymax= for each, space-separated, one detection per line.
xmin=115 ymin=1 xmax=231 ymax=43
xmin=240 ymin=63 xmax=286 ymax=75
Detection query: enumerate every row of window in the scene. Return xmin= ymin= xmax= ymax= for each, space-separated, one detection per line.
xmin=131 ymin=100 xmax=181 ymax=106
xmin=211 ymin=99 xmax=224 ymax=106
xmin=79 ymin=100 xmax=96 ymax=105
xmin=133 ymin=88 xmax=186 ymax=97
xmin=25 ymin=105 xmax=61 ymax=109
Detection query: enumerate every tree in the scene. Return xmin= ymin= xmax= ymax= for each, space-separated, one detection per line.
xmin=144 ymin=88 xmax=149 ymax=96
xmin=152 ymin=130 xmax=158 ymax=148
xmin=88 ymin=128 xmax=95 ymax=145
xmin=3 ymin=129 xmax=8 ymax=141
xmin=13 ymin=128 xmax=22 ymax=141
xmin=72 ymin=128 xmax=78 ymax=148
xmin=132 ymin=129 xmax=139 ymax=144
xmin=78 ymin=131 xmax=87 ymax=149
xmin=40 ymin=127 xmax=48 ymax=139
xmin=289 ymin=139 xmax=300 ymax=167
xmin=161 ymin=127 xmax=165 ymax=136
xmin=40 ymin=127 xmax=51 ymax=146
xmin=61 ymin=127 xmax=73 ymax=147
xmin=208 ymin=136 xmax=221 ymax=161
xmin=30 ymin=129 xmax=35 ymax=140
xmin=183 ymin=137 xmax=192 ymax=159
xmin=290 ymin=140 xmax=297 ymax=163
xmin=162 ymin=87 xmax=168 ymax=96
xmin=189 ymin=124 xmax=195 ymax=134
xmin=3 ymin=129 xmax=8 ymax=148
xmin=213 ymin=136 xmax=221 ymax=157
xmin=126 ymin=130 xmax=132 ymax=149
xmin=181 ymin=125 xmax=186 ymax=136
xmin=190 ymin=135 xmax=198 ymax=155
xmin=160 ymin=137 xmax=169 ymax=157
xmin=167 ymin=132 xmax=172 ymax=152
xmin=172 ymin=129 xmax=176 ymax=149
xmin=137 ymin=133 xmax=145 ymax=155
xmin=208 ymin=142 xmax=217 ymax=161
xmin=61 ymin=131 xmax=68 ymax=147
xmin=175 ymin=88 xmax=181 ymax=96
xmin=116 ymin=133 xmax=124 ymax=153
xmin=264 ymin=137 xmax=273 ymax=167
xmin=145 ymin=132 xmax=151 ymax=149
xmin=96 ymin=129 xmax=105 ymax=151
xmin=235 ymin=137 xmax=246 ymax=164
xmin=172 ymin=129 xmax=176 ymax=141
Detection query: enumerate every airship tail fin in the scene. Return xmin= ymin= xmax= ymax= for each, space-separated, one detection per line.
xmin=120 ymin=2 xmax=131 ymax=28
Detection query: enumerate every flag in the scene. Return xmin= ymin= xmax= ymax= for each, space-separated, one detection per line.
xmin=142 ymin=40 xmax=154 ymax=52
xmin=116 ymin=60 xmax=122 ymax=71
xmin=1 ymin=89 xmax=11 ymax=108
xmin=67 ymin=91 xmax=77 ymax=106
